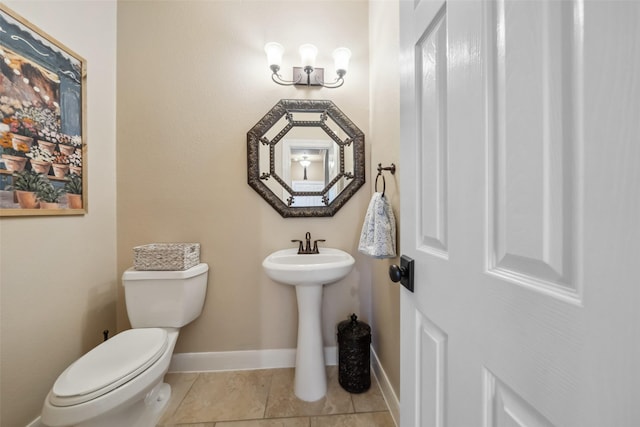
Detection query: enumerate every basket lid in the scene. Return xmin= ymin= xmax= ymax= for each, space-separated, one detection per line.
xmin=338 ymin=313 xmax=371 ymax=339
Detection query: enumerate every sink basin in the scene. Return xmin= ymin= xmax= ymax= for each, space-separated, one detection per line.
xmin=262 ymin=247 xmax=355 ymax=401
xmin=262 ymin=248 xmax=355 ymax=286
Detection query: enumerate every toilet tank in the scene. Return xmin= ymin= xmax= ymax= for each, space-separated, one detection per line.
xmin=122 ymin=263 xmax=209 ymax=328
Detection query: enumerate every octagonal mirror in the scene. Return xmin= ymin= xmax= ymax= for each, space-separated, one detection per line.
xmin=247 ymin=99 xmax=365 ymax=217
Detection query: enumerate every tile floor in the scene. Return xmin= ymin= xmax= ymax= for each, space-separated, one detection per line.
xmin=157 ymin=366 xmax=395 ymax=427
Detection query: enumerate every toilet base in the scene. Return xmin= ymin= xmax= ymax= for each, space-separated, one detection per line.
xmin=42 ymin=329 xmax=179 ymax=427
xmin=74 ymin=382 xmax=171 ymax=427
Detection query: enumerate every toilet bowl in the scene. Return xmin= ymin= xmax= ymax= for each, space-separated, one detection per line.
xmin=41 ymin=263 xmax=209 ymax=427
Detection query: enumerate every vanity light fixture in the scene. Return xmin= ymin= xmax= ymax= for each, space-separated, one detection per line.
xmin=264 ymin=42 xmax=352 ymax=89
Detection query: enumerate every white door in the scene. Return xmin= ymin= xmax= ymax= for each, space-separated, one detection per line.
xmin=399 ymin=1 xmax=640 ymax=426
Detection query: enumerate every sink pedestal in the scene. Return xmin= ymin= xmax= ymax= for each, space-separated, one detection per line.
xmin=294 ymin=284 xmax=327 ymax=401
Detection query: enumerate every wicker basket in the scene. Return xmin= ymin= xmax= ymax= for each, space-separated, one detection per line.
xmin=133 ymin=243 xmax=200 ymax=271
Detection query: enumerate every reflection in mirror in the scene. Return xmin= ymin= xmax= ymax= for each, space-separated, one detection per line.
xmin=248 ymin=99 xmax=365 ymax=217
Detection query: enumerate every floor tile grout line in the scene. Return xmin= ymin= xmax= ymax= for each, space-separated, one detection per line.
xmin=161 ymin=372 xmax=201 ymax=426
xmin=261 ymin=369 xmax=275 ymax=420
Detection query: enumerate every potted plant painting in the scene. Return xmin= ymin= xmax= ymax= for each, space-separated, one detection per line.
xmin=36 ymin=177 xmax=66 ymax=209
xmin=3 ymin=117 xmax=37 ymax=148
xmin=37 ymin=138 xmax=57 ymax=155
xmin=52 ymin=152 xmax=69 ymax=178
xmin=6 ymin=169 xmax=48 ymax=209
xmin=68 ymin=150 xmax=82 ymax=176
xmin=64 ymin=172 xmax=82 ymax=209
xmin=26 ymin=145 xmax=54 ymax=175
xmin=0 ymin=131 xmax=29 ymax=171
xmin=57 ymin=134 xmax=75 ymax=156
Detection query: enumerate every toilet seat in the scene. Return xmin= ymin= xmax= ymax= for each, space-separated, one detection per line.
xmin=49 ymin=328 xmax=168 ymax=407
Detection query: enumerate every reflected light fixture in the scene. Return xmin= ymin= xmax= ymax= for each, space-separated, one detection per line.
xmin=299 ymin=157 xmax=311 ymax=180
xmin=264 ymin=42 xmax=351 ymax=89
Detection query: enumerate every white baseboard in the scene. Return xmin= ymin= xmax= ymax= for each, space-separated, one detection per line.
xmin=371 ymin=345 xmax=400 ymax=427
xmin=169 ymin=346 xmax=337 ymax=373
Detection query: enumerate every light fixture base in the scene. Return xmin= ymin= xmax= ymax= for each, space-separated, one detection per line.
xmin=293 ymin=67 xmax=325 ymax=87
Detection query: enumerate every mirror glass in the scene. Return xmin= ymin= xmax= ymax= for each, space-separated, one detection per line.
xmin=248 ymin=100 xmax=364 ymax=217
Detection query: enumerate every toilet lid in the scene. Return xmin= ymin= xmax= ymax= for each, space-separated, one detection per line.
xmin=50 ymin=328 xmax=168 ymax=407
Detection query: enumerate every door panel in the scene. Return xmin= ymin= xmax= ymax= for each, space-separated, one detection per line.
xmin=486 ymin=0 xmax=582 ymax=302
xmin=416 ymin=4 xmax=448 ymax=257
xmin=416 ymin=313 xmax=447 ymax=427
xmin=484 ymin=369 xmax=555 ymax=427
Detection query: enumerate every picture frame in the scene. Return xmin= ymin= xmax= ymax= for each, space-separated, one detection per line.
xmin=0 ymin=4 xmax=86 ymax=216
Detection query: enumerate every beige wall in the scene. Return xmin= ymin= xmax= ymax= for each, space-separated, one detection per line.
xmin=0 ymin=1 xmax=118 ymax=426
xmin=369 ymin=0 xmax=401 ymax=398
xmin=116 ymin=1 xmax=373 ymax=353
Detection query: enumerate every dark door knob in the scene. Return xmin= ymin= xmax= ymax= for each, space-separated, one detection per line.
xmin=388 ymin=255 xmax=415 ymax=292
xmin=389 ymin=264 xmax=406 ymax=282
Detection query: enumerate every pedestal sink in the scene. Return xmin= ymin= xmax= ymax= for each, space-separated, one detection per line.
xmin=262 ymin=247 xmax=355 ymax=401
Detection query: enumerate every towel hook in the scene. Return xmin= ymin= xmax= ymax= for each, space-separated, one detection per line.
xmin=377 ymin=163 xmax=396 ymax=175
xmin=375 ymin=163 xmax=396 ymax=197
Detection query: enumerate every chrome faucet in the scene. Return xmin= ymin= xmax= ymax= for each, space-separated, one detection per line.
xmin=292 ymin=232 xmax=325 ymax=254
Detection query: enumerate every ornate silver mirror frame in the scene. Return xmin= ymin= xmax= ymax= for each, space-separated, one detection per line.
xmin=247 ymin=99 xmax=365 ymax=217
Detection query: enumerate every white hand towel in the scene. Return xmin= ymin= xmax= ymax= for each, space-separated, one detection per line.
xmin=358 ymin=192 xmax=397 ymax=259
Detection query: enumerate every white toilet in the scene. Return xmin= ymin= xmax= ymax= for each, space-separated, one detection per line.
xmin=41 ymin=263 xmax=209 ymax=427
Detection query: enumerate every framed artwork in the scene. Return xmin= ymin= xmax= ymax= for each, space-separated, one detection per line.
xmin=0 ymin=4 xmax=86 ymax=216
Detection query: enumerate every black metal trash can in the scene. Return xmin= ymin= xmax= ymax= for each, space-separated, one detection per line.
xmin=337 ymin=313 xmax=371 ymax=393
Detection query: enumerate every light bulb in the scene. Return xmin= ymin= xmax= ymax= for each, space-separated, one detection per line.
xmin=333 ymin=47 xmax=352 ymax=76
xmin=299 ymin=44 xmax=318 ymax=69
xmin=264 ymin=42 xmax=284 ymax=71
